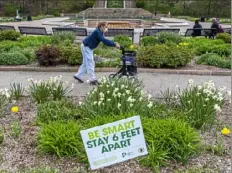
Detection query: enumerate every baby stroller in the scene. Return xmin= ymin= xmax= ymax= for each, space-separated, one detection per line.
xmin=109 ymin=46 xmax=137 ymax=78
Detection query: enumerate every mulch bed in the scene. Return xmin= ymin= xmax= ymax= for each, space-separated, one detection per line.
xmin=0 ymin=97 xmax=231 ymax=173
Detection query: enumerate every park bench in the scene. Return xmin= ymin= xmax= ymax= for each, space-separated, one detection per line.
xmin=18 ymin=26 xmax=51 ymax=35
xmin=184 ymin=28 xmax=217 ymax=38
xmin=142 ymin=28 xmax=180 ymax=37
xmin=223 ymin=28 xmax=231 ymax=34
xmin=52 ymin=27 xmax=88 ymax=36
xmin=103 ymin=28 xmax=134 ymax=42
xmin=0 ymin=25 xmax=15 ymax=31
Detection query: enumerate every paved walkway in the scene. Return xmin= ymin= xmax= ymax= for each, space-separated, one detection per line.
xmin=0 ymin=71 xmax=230 ymax=97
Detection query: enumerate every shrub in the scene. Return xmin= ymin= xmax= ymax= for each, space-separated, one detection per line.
xmin=178 ymin=80 xmax=225 ymax=129
xmin=0 ymin=30 xmax=20 ymax=41
xmin=59 ymin=46 xmax=82 ymax=65
xmin=113 ymin=35 xmax=132 ymax=49
xmin=94 ymin=47 xmax=121 ymax=59
xmin=51 ymin=31 xmax=75 ymax=45
xmin=35 ymin=45 xmax=61 ymax=66
xmin=196 ymin=53 xmax=231 ymax=69
xmin=136 ymin=0 xmax=145 ymax=8
xmin=140 ymin=36 xmax=158 ymax=46
xmin=186 ymin=38 xmax=230 ymax=56
xmin=137 ymin=44 xmax=193 ymax=68
xmin=36 ymin=99 xmax=80 ymax=124
xmin=156 ymin=32 xmax=183 ymax=44
xmin=80 ymin=76 xmax=155 ymax=117
xmin=18 ymin=36 xmax=52 ymax=48
xmin=37 ymin=121 xmax=86 ymax=159
xmin=0 ymin=52 xmax=29 ymax=65
xmin=107 ymin=0 xmax=123 ymax=8
xmin=140 ymin=118 xmax=200 ymax=171
xmin=216 ymin=33 xmax=231 ymax=43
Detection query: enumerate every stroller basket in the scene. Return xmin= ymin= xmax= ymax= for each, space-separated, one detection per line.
xmin=121 ymin=50 xmax=137 ymax=65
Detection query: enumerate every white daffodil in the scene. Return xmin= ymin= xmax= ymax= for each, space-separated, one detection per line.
xmin=197 ymin=85 xmax=202 ymax=90
xmin=205 ymin=98 xmax=209 ymax=101
xmin=148 ymin=94 xmax=152 ymax=100
xmin=188 ymin=79 xmax=194 ymax=85
xmin=214 ymin=104 xmax=222 ymax=113
xmin=118 ymin=103 xmax=121 ymax=109
xmin=107 ymin=99 xmax=111 ymax=102
xmin=79 ymin=101 xmax=82 ymax=105
xmin=121 ymin=85 xmax=125 ymax=89
xmin=107 ymin=90 xmax=110 ymax=94
xmin=147 ymin=102 xmax=153 ymax=108
xmin=71 ymin=83 xmax=75 ymax=89
xmin=99 ymin=92 xmax=104 ymax=98
xmin=118 ymin=93 xmax=122 ymax=97
xmin=126 ymin=90 xmax=130 ymax=95
xmin=129 ymin=103 xmax=133 ymax=107
xmin=227 ymin=91 xmax=231 ymax=96
xmin=93 ymin=101 xmax=97 ymax=105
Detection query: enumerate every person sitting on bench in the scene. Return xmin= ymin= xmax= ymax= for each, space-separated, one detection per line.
xmin=192 ymin=20 xmax=202 ymax=37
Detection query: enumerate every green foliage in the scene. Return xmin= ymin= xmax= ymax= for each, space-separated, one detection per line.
xmin=178 ymin=80 xmax=225 ymax=129
xmin=95 ymin=60 xmax=119 ymax=67
xmin=0 ymin=52 xmax=29 ymax=65
xmin=94 ymin=46 xmax=121 ymax=59
xmin=9 ymin=83 xmax=24 ymax=101
xmin=28 ymin=76 xmax=72 ymax=104
xmin=137 ymin=44 xmax=193 ymax=68
xmin=140 ymin=118 xmax=200 ymax=171
xmin=35 ymin=45 xmax=61 ymax=66
xmin=11 ymin=121 xmax=21 ymax=138
xmin=0 ymin=30 xmax=21 ymax=41
xmin=107 ymin=0 xmax=123 ymax=8
xmin=0 ymin=129 xmax=4 ymax=144
xmin=59 ymin=46 xmax=82 ymax=65
xmin=216 ymin=33 xmax=231 ymax=43
xmin=136 ymin=0 xmax=145 ymax=8
xmin=156 ymin=32 xmax=183 ymax=44
xmin=140 ymin=36 xmax=158 ymax=46
xmin=51 ymin=31 xmax=75 ymax=45
xmin=186 ymin=38 xmax=230 ymax=56
xmin=37 ymin=121 xmax=86 ymax=159
xmin=0 ymin=90 xmax=9 ymax=117
xmin=18 ymin=36 xmax=52 ymax=48
xmin=113 ymin=36 xmax=132 ymax=49
xmin=36 ymin=99 xmax=80 ymax=124
xmin=80 ymin=76 xmax=155 ymax=117
xmin=3 ymin=3 xmax=18 ymax=16
xmin=196 ymin=53 xmax=231 ymax=69
xmin=203 ymin=142 xmax=228 ymax=156
xmin=16 ymin=167 xmax=59 ymax=173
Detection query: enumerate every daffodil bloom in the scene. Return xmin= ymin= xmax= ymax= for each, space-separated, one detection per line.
xmin=130 ymin=45 xmax=134 ymax=49
xmin=214 ymin=104 xmax=222 ymax=112
xmin=221 ymin=128 xmax=231 ymax=135
xmin=11 ymin=106 xmax=19 ymax=113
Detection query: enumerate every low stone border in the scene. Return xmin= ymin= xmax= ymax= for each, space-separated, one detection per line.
xmin=0 ymin=66 xmax=231 ymax=76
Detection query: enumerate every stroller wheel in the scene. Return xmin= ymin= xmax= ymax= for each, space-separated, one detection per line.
xmin=109 ymin=74 xmax=116 ymax=78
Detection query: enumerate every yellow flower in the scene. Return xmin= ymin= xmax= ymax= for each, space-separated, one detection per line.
xmin=176 ymin=45 xmax=179 ymax=48
xmin=11 ymin=106 xmax=19 ymax=113
xmin=130 ymin=45 xmax=134 ymax=49
xmin=221 ymin=127 xmax=231 ymax=135
xmin=179 ymin=43 xmax=183 ymax=46
xmin=183 ymin=42 xmax=189 ymax=46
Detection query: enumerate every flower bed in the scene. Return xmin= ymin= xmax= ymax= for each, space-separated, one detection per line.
xmin=0 ymin=31 xmax=231 ymax=69
xmin=0 ymin=76 xmax=231 ymax=172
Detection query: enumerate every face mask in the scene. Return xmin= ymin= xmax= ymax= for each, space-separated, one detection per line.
xmin=104 ymin=28 xmax=108 ymax=32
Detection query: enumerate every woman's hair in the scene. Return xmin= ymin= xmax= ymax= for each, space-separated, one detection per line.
xmin=97 ymin=21 xmax=108 ymax=28
xmin=195 ymin=20 xmax=199 ymax=24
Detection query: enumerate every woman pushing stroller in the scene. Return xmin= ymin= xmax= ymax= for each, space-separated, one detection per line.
xmin=74 ymin=21 xmax=121 ymax=85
